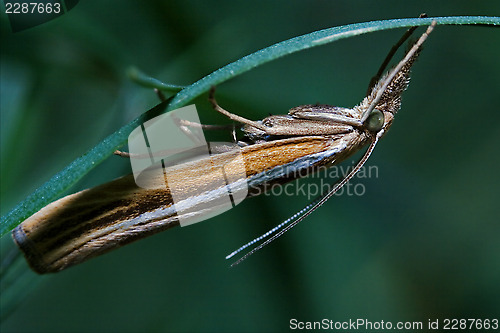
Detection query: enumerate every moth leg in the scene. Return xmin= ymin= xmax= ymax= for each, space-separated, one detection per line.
xmin=114 ymin=123 xmax=233 ymax=159
xmin=175 ymin=118 xmax=241 ymax=147
xmin=172 ymin=114 xmax=235 ymax=146
xmin=114 ymin=150 xmax=157 ymax=159
xmin=115 ymin=87 xmax=168 ymax=158
xmin=175 ymin=118 xmax=233 ymax=131
xmin=181 ymin=121 xmax=237 ymax=143
xmin=155 ymin=88 xmax=167 ymax=102
xmin=114 ymin=150 xmax=131 ymax=157
xmin=208 ymin=86 xmax=271 ymax=133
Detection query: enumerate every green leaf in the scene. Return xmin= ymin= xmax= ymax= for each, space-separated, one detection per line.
xmin=1 ymin=16 xmax=499 ymax=237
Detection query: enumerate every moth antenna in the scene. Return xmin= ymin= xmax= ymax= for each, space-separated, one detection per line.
xmin=225 ymin=143 xmax=377 ymax=260
xmin=225 ymin=194 xmax=321 ymax=260
xmin=367 ymin=13 xmax=428 ymax=94
xmin=361 ymin=20 xmax=436 ymax=123
xmin=229 ymin=20 xmax=436 ymax=266
xmin=228 ymin=133 xmax=383 ymax=266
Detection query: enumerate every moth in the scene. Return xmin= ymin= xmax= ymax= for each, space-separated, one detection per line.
xmin=12 ymin=21 xmax=436 ymax=274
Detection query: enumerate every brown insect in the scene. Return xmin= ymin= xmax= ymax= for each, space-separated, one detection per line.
xmin=12 ymin=21 xmax=437 ymax=273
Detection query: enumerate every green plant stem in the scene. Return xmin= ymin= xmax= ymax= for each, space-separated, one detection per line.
xmin=1 ymin=16 xmax=499 ymax=237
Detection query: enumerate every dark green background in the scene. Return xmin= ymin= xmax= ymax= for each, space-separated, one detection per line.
xmin=1 ymin=1 xmax=499 ymax=332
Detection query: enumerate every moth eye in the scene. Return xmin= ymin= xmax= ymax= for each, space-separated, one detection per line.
xmin=365 ymin=109 xmax=384 ymax=132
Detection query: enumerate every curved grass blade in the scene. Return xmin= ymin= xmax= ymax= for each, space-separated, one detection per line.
xmin=1 ymin=16 xmax=499 ymax=237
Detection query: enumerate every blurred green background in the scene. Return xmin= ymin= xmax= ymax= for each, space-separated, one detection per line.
xmin=1 ymin=1 xmax=499 ymax=332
